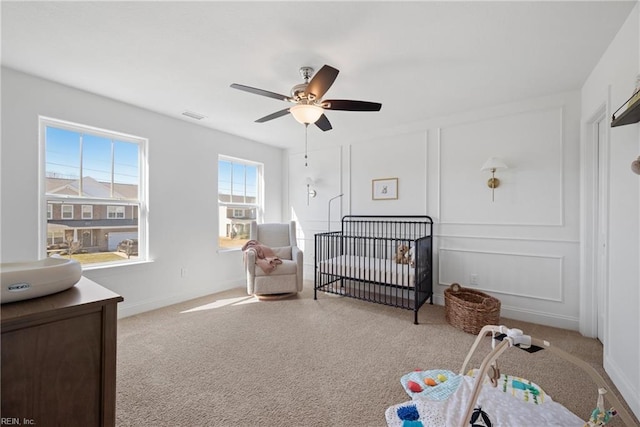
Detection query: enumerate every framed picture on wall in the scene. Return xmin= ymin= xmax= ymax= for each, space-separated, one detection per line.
xmin=372 ymin=178 xmax=398 ymax=200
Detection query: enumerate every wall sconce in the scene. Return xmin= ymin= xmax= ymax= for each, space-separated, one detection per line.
xmin=481 ymin=157 xmax=508 ymax=202
xmin=632 ymin=156 xmax=640 ymax=175
xmin=305 ymin=177 xmax=317 ymax=205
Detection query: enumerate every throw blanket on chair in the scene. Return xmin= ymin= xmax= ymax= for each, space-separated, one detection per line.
xmin=241 ymin=240 xmax=282 ymax=274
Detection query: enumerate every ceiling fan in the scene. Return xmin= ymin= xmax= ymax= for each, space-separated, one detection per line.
xmin=230 ymin=65 xmax=382 ymax=131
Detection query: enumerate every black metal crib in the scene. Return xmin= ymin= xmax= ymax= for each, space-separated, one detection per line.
xmin=314 ymin=215 xmax=433 ymax=324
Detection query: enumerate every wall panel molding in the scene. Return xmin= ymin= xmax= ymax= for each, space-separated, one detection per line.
xmin=435 ymin=233 xmax=579 ymax=244
xmin=438 ymin=248 xmax=564 ymax=302
xmin=438 ymin=106 xmax=565 ymax=226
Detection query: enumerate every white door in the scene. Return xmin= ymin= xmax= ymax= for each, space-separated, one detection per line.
xmin=595 ymin=116 xmax=609 ymax=343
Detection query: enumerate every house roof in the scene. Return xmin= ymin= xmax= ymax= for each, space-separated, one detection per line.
xmin=2 ymin=1 xmax=636 ymax=149
xmin=47 ymin=177 xmax=138 ymax=200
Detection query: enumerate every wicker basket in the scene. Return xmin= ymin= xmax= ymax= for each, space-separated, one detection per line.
xmin=444 ymin=283 xmax=501 ymax=334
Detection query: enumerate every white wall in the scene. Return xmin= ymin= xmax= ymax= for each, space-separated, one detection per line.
xmin=290 ymin=90 xmax=583 ymax=331
xmin=581 ymin=4 xmax=640 ymax=418
xmin=0 ymin=68 xmax=285 ymax=317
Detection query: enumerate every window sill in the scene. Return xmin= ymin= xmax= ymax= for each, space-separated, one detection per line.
xmin=217 ymin=247 xmax=242 ymax=254
xmin=82 ymin=258 xmax=154 ymax=272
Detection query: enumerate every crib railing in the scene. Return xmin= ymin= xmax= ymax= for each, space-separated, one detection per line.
xmin=314 ymin=215 xmax=433 ymax=324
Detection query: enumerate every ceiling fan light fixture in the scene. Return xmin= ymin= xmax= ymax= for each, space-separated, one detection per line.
xmin=231 ymin=64 xmax=381 ymax=131
xmin=290 ymin=104 xmax=323 ymax=124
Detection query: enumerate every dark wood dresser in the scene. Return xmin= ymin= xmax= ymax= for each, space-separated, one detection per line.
xmin=1 ymin=277 xmax=123 ymax=427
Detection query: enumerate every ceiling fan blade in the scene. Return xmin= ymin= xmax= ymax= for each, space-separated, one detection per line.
xmin=230 ymin=83 xmax=292 ymax=102
xmin=315 ymin=114 xmax=333 ymax=131
xmin=323 ymin=99 xmax=382 ymax=112
xmin=255 ymin=108 xmax=291 ymax=123
xmin=305 ymin=65 xmax=339 ymax=100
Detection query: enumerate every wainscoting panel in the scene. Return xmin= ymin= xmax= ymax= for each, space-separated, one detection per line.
xmin=350 ymin=131 xmax=427 ymax=216
xmin=439 ymin=107 xmax=564 ymax=226
xmin=438 ymin=248 xmax=564 ymax=302
xmin=289 ymin=146 xmax=343 ymax=281
xmin=289 ymin=146 xmax=342 ymax=224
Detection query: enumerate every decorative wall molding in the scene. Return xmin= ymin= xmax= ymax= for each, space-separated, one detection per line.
xmin=423 ymin=130 xmax=429 ymax=215
xmin=438 ymin=248 xmax=565 ymax=302
xmin=437 ymin=106 xmax=566 ymax=226
xmin=289 ymin=145 xmax=342 ymax=223
xmin=435 ymin=127 xmax=442 ymax=221
xmin=435 ymin=233 xmax=579 ymax=245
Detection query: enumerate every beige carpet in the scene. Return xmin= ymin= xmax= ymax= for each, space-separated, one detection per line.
xmin=116 ymin=283 xmax=638 ymax=426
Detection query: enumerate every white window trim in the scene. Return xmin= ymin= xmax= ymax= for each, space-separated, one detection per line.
xmin=107 ymin=205 xmax=126 ymax=219
xmin=61 ymin=204 xmax=74 ymax=219
xmin=47 ymin=203 xmax=53 ymax=220
xmin=39 ymin=116 xmax=149 ymax=266
xmin=82 ymin=204 xmax=93 ymax=219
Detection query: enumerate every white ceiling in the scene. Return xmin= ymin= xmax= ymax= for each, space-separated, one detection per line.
xmin=1 ymin=1 xmax=636 ymax=149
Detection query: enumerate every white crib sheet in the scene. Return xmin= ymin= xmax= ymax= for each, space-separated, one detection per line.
xmin=318 ymin=255 xmax=415 ymax=287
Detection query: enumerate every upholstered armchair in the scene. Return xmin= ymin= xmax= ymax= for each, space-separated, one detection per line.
xmin=245 ymin=221 xmax=303 ymax=297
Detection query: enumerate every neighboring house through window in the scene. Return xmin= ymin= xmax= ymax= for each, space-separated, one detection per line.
xmin=40 ymin=116 xmax=147 ymax=265
xmin=218 ymin=155 xmax=262 ymax=249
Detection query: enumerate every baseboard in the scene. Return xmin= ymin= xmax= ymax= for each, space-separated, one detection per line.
xmin=604 ymin=355 xmax=640 ymax=420
xmin=432 ymin=294 xmax=580 ymax=331
xmin=117 ymin=280 xmax=244 ymax=318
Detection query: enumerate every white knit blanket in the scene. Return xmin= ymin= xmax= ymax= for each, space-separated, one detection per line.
xmin=386 ymin=373 xmax=585 ymax=427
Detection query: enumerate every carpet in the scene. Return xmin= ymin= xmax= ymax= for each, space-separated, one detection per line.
xmin=116 ymin=283 xmax=637 ymax=426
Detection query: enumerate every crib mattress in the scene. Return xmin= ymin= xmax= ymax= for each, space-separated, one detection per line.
xmin=318 ymin=255 xmax=415 ymax=287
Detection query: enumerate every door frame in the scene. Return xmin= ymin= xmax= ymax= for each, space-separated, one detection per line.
xmin=580 ymin=101 xmax=610 ymax=339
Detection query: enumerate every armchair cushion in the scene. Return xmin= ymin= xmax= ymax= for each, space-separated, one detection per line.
xmin=271 ymin=246 xmax=292 ymax=260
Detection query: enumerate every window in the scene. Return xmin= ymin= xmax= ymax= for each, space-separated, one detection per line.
xmin=82 ymin=205 xmax=93 ymax=219
xmin=218 ymin=156 xmax=262 ymax=249
xmin=41 ymin=117 xmax=147 ymax=266
xmin=61 ymin=205 xmax=74 ymax=219
xmin=107 ymin=205 xmax=125 ymax=219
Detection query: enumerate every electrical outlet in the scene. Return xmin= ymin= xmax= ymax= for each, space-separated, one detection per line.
xmin=470 ymin=274 xmax=478 ymax=286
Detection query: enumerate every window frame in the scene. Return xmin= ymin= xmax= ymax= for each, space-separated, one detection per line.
xmin=39 ymin=116 xmax=149 ymax=267
xmin=61 ymin=204 xmax=74 ymax=220
xmin=217 ymin=155 xmax=263 ymax=250
xmin=81 ymin=204 xmax=93 ymax=220
xmin=107 ymin=205 xmax=126 ymax=219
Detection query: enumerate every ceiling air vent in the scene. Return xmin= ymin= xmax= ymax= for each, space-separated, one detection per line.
xmin=182 ymin=110 xmax=206 ymax=120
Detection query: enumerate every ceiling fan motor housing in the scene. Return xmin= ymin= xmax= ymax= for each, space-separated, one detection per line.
xmin=292 ymin=67 xmax=316 ymax=101
xmin=291 ymin=83 xmax=309 ymax=101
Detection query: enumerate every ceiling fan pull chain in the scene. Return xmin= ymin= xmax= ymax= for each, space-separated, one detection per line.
xmin=304 ymin=123 xmax=309 ymax=167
